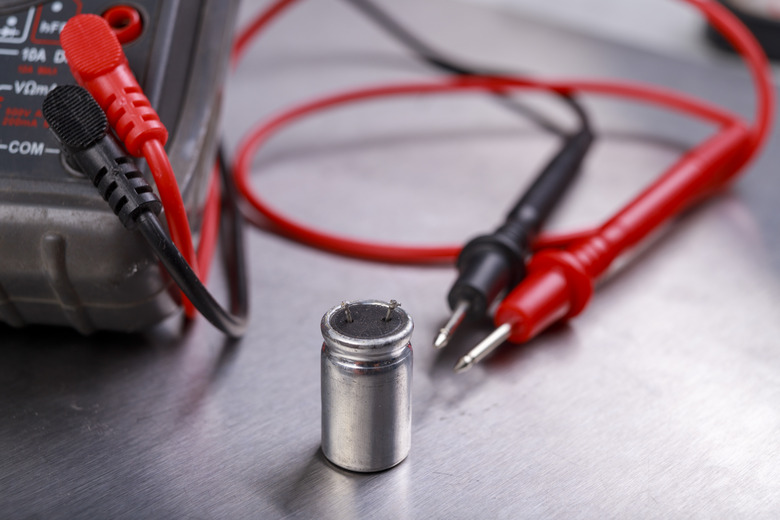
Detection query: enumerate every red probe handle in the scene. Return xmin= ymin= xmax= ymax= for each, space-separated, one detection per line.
xmin=495 ymin=122 xmax=752 ymax=343
xmin=60 ymin=14 xmax=168 ymax=156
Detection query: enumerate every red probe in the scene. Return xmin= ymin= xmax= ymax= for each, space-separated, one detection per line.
xmin=59 ymin=14 xmax=201 ymax=316
xmin=231 ymin=0 xmax=772 ymax=369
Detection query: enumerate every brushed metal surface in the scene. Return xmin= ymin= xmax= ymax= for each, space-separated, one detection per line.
xmin=3 ymin=0 xmax=780 ymax=518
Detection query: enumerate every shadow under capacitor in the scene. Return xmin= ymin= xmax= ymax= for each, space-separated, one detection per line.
xmin=320 ymin=299 xmax=413 ymax=472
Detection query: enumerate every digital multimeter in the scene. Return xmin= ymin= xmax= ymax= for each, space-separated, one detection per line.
xmin=0 ymin=0 xmax=237 ymax=333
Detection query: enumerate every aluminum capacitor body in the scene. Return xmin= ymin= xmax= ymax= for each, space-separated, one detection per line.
xmin=321 ymin=299 xmax=413 ymax=472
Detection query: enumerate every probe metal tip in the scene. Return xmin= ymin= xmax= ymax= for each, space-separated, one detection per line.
xmin=433 ymin=330 xmax=449 ymax=350
xmin=341 ymin=301 xmax=353 ymax=323
xmin=384 ymin=300 xmax=400 ymax=322
xmin=433 ymin=300 xmax=470 ymax=349
xmin=453 ymin=322 xmax=513 ymax=373
xmin=453 ymin=354 xmax=474 ymax=374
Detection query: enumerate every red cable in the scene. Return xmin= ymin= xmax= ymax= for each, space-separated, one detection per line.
xmin=232 ymin=0 xmax=298 ymax=65
xmin=232 ymin=0 xmax=769 ymax=142
xmin=197 ymin=164 xmax=222 ymax=283
xmin=142 ymin=140 xmax=198 ymax=315
xmin=682 ymin=0 xmax=773 ymax=156
xmin=141 ymin=140 xmax=200 ymax=272
xmin=232 ymin=76 xmax=743 ymax=263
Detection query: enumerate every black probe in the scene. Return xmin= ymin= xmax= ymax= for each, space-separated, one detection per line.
xmin=42 ymin=85 xmax=248 ymax=338
xmin=344 ymin=0 xmax=594 ymax=348
xmin=437 ymin=129 xmax=592 ymax=348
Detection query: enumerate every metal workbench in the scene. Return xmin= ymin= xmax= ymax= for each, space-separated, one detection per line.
xmin=3 ymin=0 xmax=780 ymax=517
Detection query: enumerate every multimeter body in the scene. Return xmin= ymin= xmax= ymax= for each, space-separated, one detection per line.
xmin=0 ymin=0 xmax=237 ymax=333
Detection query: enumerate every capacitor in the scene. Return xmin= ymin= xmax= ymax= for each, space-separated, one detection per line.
xmin=320 ymin=299 xmax=413 ymax=472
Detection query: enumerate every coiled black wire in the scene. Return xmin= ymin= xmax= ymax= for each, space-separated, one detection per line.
xmin=342 ymin=0 xmax=592 ymax=137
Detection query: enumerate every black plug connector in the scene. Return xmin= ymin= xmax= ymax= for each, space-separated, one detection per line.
xmin=447 ymin=221 xmax=528 ymax=318
xmin=42 ymin=84 xmax=161 ymax=229
xmin=435 ymin=128 xmax=593 ymax=349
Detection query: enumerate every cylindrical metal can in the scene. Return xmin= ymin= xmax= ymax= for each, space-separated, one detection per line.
xmin=320 ymin=299 xmax=413 ymax=472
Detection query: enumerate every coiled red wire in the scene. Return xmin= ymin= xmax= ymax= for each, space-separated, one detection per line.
xmin=228 ymin=0 xmax=772 ymax=264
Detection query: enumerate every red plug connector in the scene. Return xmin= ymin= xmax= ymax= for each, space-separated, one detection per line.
xmin=60 ymin=14 xmax=199 ymax=315
xmin=455 ymin=122 xmax=752 ymax=372
xmin=60 ymin=14 xmax=166 ymax=156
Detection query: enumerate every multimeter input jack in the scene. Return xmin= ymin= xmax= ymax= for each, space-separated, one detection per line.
xmin=102 ymin=5 xmax=143 ymax=44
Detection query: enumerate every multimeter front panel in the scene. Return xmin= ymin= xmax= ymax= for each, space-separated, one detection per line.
xmin=0 ymin=0 xmax=236 ymax=333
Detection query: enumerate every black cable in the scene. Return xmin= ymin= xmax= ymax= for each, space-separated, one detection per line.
xmin=217 ymin=145 xmax=250 ymax=325
xmin=343 ymin=0 xmax=594 ymax=231
xmin=342 ymin=0 xmax=592 ymax=136
xmin=136 ymin=212 xmax=247 ymax=338
xmin=130 ymin=147 xmax=249 ymax=338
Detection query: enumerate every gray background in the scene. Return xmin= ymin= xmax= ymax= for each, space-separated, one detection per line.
xmin=458 ymin=0 xmax=710 ymax=60
xmin=2 ymin=0 xmax=780 ymax=518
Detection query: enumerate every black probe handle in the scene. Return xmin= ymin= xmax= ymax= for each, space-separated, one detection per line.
xmin=448 ymin=128 xmax=593 ymax=315
xmin=503 ymin=128 xmax=593 ymax=236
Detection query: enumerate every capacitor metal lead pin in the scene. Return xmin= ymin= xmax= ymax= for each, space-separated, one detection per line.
xmin=321 ymin=299 xmax=413 ymax=472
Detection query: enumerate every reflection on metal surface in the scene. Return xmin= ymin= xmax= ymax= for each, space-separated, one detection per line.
xmin=264 ymin=448 xmax=411 ymax=519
